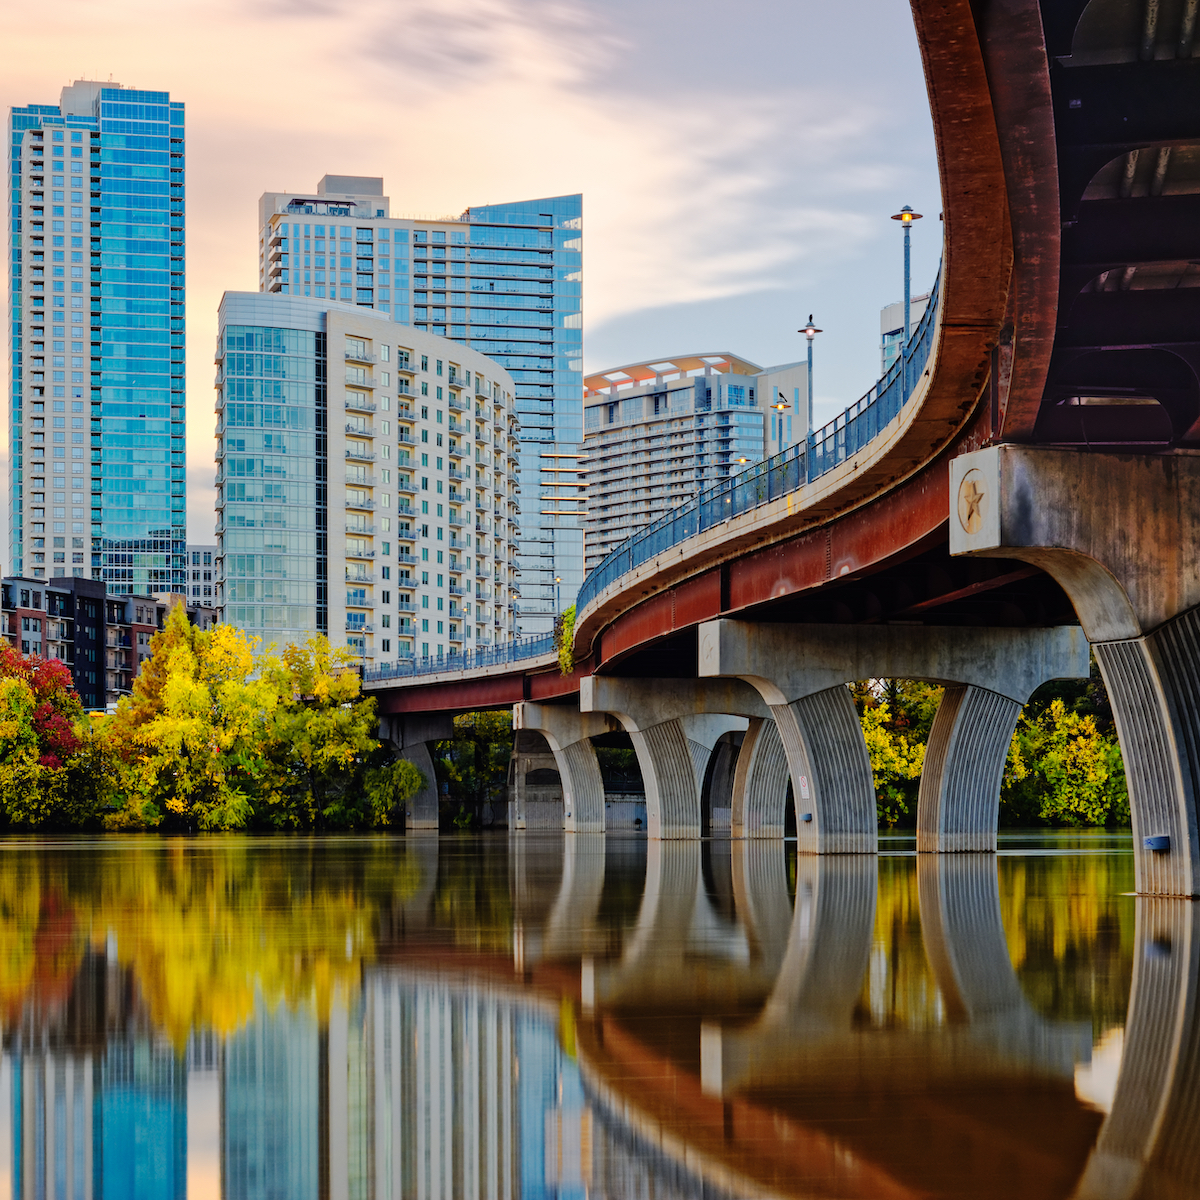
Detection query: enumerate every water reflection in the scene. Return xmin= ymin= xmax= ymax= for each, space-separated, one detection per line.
xmin=0 ymin=832 xmax=1190 ymax=1198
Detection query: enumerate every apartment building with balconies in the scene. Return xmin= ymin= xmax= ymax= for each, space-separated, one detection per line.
xmin=215 ymin=292 xmax=520 ymax=668
xmin=581 ymin=353 xmax=807 ymax=573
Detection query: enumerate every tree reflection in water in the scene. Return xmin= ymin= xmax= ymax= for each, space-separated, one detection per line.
xmin=0 ymin=829 xmax=1188 ymax=1200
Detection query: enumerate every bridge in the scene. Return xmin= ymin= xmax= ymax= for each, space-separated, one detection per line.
xmin=366 ymin=0 xmax=1200 ymax=897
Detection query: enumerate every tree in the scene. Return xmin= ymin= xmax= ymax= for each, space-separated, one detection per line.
xmin=0 ymin=643 xmax=106 ymax=829
xmin=1002 ymin=698 xmax=1129 ymax=827
xmin=852 ymin=681 xmax=941 ymax=826
xmin=101 ymin=608 xmax=424 ymax=831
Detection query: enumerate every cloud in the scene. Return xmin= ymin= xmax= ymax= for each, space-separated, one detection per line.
xmin=0 ymin=0 xmax=939 ymax=546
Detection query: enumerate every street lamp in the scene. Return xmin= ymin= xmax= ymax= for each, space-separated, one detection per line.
xmin=772 ymin=390 xmax=791 ymax=451
xmin=799 ymin=315 xmax=822 ymax=434
xmin=555 ymin=575 xmax=562 ymax=614
xmin=890 ymin=205 xmax=924 ymax=346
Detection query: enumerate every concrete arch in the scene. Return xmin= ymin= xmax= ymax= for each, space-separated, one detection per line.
xmin=917 ymin=684 xmax=1024 ymax=853
xmin=731 ymin=717 xmax=792 ymax=839
xmin=513 ymin=702 xmax=615 ymax=833
xmin=580 ymin=677 xmax=765 ymax=839
xmin=951 ymin=446 xmax=1200 ymax=893
xmin=701 ymin=618 xmax=1088 ymax=856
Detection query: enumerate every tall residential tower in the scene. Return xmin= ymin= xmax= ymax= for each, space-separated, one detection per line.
xmin=256 ymin=178 xmax=582 ymax=635
xmin=8 ymin=81 xmax=186 ymax=593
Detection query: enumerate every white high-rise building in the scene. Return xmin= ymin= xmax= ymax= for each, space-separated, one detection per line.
xmin=215 ymin=292 xmax=519 ymax=668
xmin=580 ymin=353 xmax=807 ymax=573
xmin=255 ymin=177 xmax=583 ymax=636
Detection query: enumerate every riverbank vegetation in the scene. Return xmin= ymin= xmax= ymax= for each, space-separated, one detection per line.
xmin=0 ymin=605 xmax=423 ymax=832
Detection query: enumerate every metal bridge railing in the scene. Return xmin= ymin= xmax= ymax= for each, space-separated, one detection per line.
xmin=575 ymin=266 xmax=942 ymax=616
xmin=362 ymin=633 xmax=556 ymax=684
xmin=363 ymin=266 xmax=940 ymax=686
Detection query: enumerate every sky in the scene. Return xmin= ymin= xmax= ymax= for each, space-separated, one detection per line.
xmin=0 ymin=0 xmax=943 ymax=547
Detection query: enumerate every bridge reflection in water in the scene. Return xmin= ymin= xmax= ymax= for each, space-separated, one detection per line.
xmin=0 ymin=834 xmax=1193 ymax=1198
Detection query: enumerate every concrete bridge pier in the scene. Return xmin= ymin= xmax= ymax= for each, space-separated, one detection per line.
xmin=952 ymin=446 xmax=1200 ymax=894
xmin=512 ymin=702 xmax=615 ymax=832
xmin=580 ymin=677 xmax=768 ymax=839
xmin=378 ymin=713 xmax=454 ymax=830
xmin=699 ymin=618 xmax=1088 ymax=854
xmin=730 ymin=717 xmax=791 ymax=838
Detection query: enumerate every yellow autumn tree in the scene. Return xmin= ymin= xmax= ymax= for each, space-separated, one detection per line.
xmin=101 ymin=605 xmax=424 ymax=831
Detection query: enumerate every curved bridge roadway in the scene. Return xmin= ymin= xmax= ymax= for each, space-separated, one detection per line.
xmin=370 ymin=0 xmax=1200 ymax=897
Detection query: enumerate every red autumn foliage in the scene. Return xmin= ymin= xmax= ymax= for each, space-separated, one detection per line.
xmin=0 ymin=642 xmax=84 ymax=765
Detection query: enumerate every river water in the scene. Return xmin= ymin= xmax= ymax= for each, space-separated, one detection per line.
xmin=1 ymin=829 xmax=1189 ymax=1199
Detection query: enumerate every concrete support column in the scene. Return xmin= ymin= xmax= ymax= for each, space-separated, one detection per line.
xmin=580 ymin=677 xmax=766 ymax=840
xmin=513 ymin=702 xmax=615 ymax=833
xmin=379 ymin=713 xmax=453 ymax=831
xmin=730 ymin=718 xmax=791 ymax=838
xmin=1094 ymin=613 xmax=1200 ymax=898
xmin=917 ymin=685 xmax=1023 ymax=853
xmin=701 ymin=618 xmax=1088 ymax=856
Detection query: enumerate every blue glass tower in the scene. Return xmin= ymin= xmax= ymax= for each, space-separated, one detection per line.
xmin=8 ymin=81 xmax=186 ymax=592
xmin=462 ymin=196 xmax=584 ymax=636
xmin=258 ymin=182 xmax=581 ymax=636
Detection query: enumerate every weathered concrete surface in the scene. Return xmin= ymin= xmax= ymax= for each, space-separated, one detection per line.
xmin=698 ymin=618 xmax=1089 ymax=705
xmin=730 ymin=718 xmax=791 ymax=838
xmin=918 ymin=684 xmax=1023 ymax=853
xmin=700 ymin=618 xmax=1087 ymax=855
xmin=951 ymin=445 xmax=1200 ymax=895
xmin=513 ymin=702 xmax=617 ymax=833
xmin=579 ymin=677 xmax=756 ymax=839
xmin=950 ymin=446 xmax=1200 ymax=641
xmin=379 ymin=713 xmax=454 ymax=830
xmin=507 ymin=728 xmax=563 ymax=831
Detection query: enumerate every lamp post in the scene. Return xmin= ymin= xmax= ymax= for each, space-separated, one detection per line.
xmin=799 ymin=316 xmax=822 ymax=434
xmin=555 ymin=575 xmax=562 ymax=614
xmin=890 ymin=205 xmax=924 ymax=345
xmin=772 ymin=391 xmax=791 ymax=451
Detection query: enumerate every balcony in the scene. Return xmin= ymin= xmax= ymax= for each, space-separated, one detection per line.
xmin=345 ymin=447 xmax=376 ymax=463
xmin=397 ymin=431 xmax=415 ymax=445
xmin=345 ymin=523 xmax=375 ymax=536
xmin=396 ymin=477 xmax=417 ymax=494
xmin=396 ymin=599 xmax=416 ymax=613
xmin=345 ymin=349 xmax=376 ymax=364
xmin=396 ymin=551 xmax=419 ymax=565
xmin=345 ymin=395 xmax=377 ymax=413
xmin=345 ymin=372 xmax=374 ymax=388
xmin=345 ymin=473 xmax=377 ymax=487
xmin=345 ymin=546 xmax=376 ymax=560
xmin=344 ymin=496 xmax=375 ymax=510
xmin=448 ymin=394 xmax=469 ymax=413
xmin=345 ymin=423 xmax=375 ymax=437
xmin=345 ymin=622 xmax=375 ymax=633
xmin=345 ymin=596 xmax=375 ymax=610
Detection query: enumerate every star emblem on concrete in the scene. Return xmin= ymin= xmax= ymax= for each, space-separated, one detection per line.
xmin=957 ymin=471 xmax=986 ymax=534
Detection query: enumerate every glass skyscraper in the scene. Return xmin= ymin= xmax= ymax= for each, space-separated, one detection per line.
xmin=8 ymin=81 xmax=186 ymax=592
xmin=257 ymin=179 xmax=582 ymax=635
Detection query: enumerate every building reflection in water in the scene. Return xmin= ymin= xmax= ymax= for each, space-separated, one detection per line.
xmin=0 ymin=833 xmax=1194 ymax=1198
